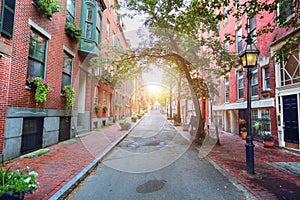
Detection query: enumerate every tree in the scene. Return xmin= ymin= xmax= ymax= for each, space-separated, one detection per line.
xmin=97 ymin=0 xmax=300 ymax=145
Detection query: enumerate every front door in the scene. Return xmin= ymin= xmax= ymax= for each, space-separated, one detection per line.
xmin=283 ymin=95 xmax=299 ymax=144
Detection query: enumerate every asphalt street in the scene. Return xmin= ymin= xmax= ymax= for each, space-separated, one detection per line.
xmin=69 ymin=111 xmax=247 ymax=200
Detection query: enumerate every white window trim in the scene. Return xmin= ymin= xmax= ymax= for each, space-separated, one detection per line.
xmin=29 ymin=19 xmax=51 ymax=39
xmin=262 ymin=66 xmax=270 ymax=91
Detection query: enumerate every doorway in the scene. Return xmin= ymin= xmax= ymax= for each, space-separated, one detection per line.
xmin=282 ymin=94 xmax=299 ymax=146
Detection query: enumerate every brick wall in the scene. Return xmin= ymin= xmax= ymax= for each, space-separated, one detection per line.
xmin=8 ymin=0 xmax=80 ymax=110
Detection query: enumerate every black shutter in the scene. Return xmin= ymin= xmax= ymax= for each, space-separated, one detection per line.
xmin=1 ymin=0 xmax=16 ymax=38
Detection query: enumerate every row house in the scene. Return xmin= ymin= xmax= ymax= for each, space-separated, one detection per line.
xmin=212 ymin=0 xmax=300 ymax=150
xmin=0 ymin=0 xmax=132 ymax=162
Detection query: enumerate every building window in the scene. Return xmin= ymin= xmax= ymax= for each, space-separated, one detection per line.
xmin=106 ymin=20 xmax=110 ymax=39
xmin=225 ymin=41 xmax=229 ymax=52
xmin=27 ymin=29 xmax=47 ymax=79
xmin=112 ymin=32 xmax=115 ymax=46
xmin=103 ymin=91 xmax=107 ymax=105
xmin=251 ymin=67 xmax=258 ymax=97
xmin=94 ymin=67 xmax=100 ymax=76
xmin=236 ymin=28 xmax=242 ymax=53
xmin=260 ymin=109 xmax=271 ymax=133
xmin=66 ymin=0 xmax=76 ymax=23
xmin=262 ymin=67 xmax=270 ymax=90
xmin=96 ymin=11 xmax=102 ymax=44
xmin=0 ymin=0 xmax=16 ymax=38
xmin=280 ymin=47 xmax=300 ymax=86
xmin=85 ymin=7 xmax=93 ymax=40
xmin=278 ymin=0 xmax=294 ymax=20
xmin=237 ymin=71 xmax=244 ymax=100
xmin=61 ymin=52 xmax=73 ymax=89
xmin=225 ymin=77 xmax=229 ymax=103
xmin=248 ymin=15 xmax=256 ymax=42
xmin=224 ymin=6 xmax=228 ymax=25
xmin=94 ymin=87 xmax=99 ymax=104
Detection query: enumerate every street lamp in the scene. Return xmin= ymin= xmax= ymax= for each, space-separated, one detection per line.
xmin=238 ymin=34 xmax=260 ymax=175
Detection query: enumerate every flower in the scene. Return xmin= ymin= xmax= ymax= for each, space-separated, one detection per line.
xmin=0 ymin=166 xmax=39 ymax=198
xmin=236 ymin=118 xmax=246 ymax=125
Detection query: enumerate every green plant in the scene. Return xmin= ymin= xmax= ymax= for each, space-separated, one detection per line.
xmin=241 ymin=127 xmax=247 ymax=132
xmin=102 ymin=105 xmax=108 ymax=113
xmin=0 ymin=166 xmax=39 ymax=198
xmin=116 ymin=103 xmax=123 ymax=109
xmin=236 ymin=118 xmax=246 ymax=125
xmin=131 ymin=115 xmax=137 ymax=119
xmin=35 ymin=0 xmax=64 ymax=18
xmin=262 ymin=133 xmax=274 ymax=141
xmin=94 ymin=103 xmax=100 ymax=111
xmin=27 ymin=76 xmax=55 ymax=103
xmin=65 ymin=22 xmax=83 ymax=43
xmin=62 ymin=85 xmax=75 ymax=110
xmin=253 ymin=121 xmax=262 ymax=131
xmin=119 ymin=120 xmax=131 ymax=126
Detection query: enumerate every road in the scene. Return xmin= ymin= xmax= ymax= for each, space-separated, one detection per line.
xmin=69 ymin=110 xmax=247 ymax=200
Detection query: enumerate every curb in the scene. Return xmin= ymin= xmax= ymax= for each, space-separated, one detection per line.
xmin=49 ymin=118 xmax=144 ymax=200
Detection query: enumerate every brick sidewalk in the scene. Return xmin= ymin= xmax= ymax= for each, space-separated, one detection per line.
xmin=207 ymin=132 xmax=300 ymax=200
xmin=2 ymin=123 xmax=129 ymax=200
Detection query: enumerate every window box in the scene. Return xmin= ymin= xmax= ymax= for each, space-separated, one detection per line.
xmin=261 ymin=90 xmax=270 ymax=98
xmin=33 ymin=0 xmax=63 ymax=18
xmin=65 ymin=22 xmax=83 ymax=43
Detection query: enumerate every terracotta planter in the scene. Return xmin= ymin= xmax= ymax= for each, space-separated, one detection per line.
xmin=263 ymin=140 xmax=274 ymax=148
xmin=241 ymin=131 xmax=247 ymax=140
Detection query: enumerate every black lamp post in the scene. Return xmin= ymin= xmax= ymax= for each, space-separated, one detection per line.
xmin=238 ymin=34 xmax=260 ymax=175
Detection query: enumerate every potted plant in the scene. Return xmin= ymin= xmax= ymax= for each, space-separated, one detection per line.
xmin=131 ymin=115 xmax=137 ymax=122
xmin=65 ymin=22 xmax=83 ymax=43
xmin=240 ymin=127 xmax=247 ymax=140
xmin=236 ymin=118 xmax=246 ymax=125
xmin=94 ymin=103 xmax=100 ymax=112
xmin=262 ymin=132 xmax=274 ymax=147
xmin=27 ymin=76 xmax=55 ymax=103
xmin=102 ymin=105 xmax=108 ymax=113
xmin=0 ymin=166 xmax=39 ymax=199
xmin=34 ymin=0 xmax=63 ymax=18
xmin=119 ymin=120 xmax=131 ymax=131
xmin=61 ymin=85 xmax=75 ymax=110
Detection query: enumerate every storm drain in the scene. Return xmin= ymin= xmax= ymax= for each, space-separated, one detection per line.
xmin=136 ymin=179 xmax=166 ymax=193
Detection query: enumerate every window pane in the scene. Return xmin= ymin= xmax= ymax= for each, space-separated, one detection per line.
xmin=28 ymin=58 xmax=44 ymax=78
xmin=85 ymin=23 xmax=92 ymax=39
xmin=62 ymin=73 xmax=71 ymax=89
xmin=87 ymin=8 xmax=92 ymax=22
xmin=63 ymin=53 xmax=73 ymax=75
xmin=29 ymin=30 xmax=46 ymax=62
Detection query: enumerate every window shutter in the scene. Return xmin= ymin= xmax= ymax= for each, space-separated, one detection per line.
xmin=1 ymin=0 xmax=16 ymax=38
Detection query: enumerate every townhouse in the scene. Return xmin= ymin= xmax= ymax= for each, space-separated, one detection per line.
xmin=212 ymin=0 xmax=300 ymax=150
xmin=0 ymin=0 xmax=133 ymax=162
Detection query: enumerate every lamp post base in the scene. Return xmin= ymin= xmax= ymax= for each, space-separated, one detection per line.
xmin=245 ymin=136 xmax=255 ymax=175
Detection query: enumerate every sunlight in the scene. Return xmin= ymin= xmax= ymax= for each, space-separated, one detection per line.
xmin=147 ymin=85 xmax=161 ymax=94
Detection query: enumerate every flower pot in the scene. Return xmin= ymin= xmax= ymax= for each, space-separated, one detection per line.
xmin=241 ymin=131 xmax=247 ymax=140
xmin=131 ymin=118 xmax=137 ymax=122
xmin=263 ymin=140 xmax=274 ymax=148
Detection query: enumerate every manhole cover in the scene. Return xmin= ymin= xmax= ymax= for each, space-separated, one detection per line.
xmin=136 ymin=180 xmax=166 ymax=193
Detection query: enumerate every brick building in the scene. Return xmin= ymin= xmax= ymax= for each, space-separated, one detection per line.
xmin=0 ymin=0 xmax=134 ymax=162
xmin=212 ymin=0 xmax=300 ymax=150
